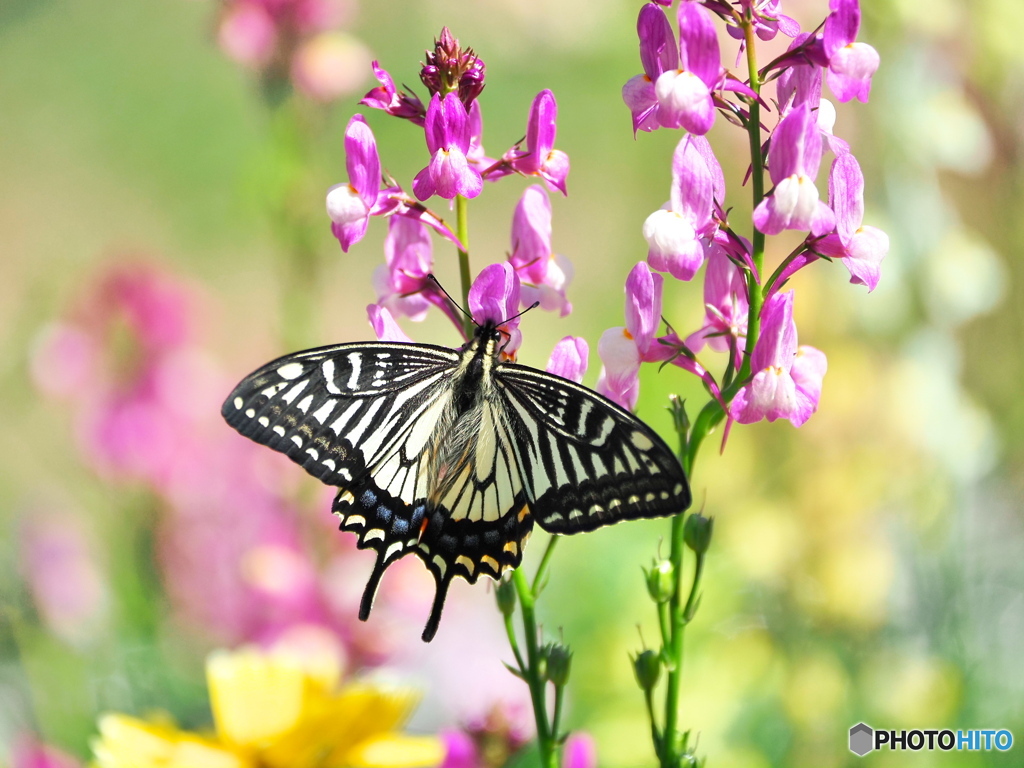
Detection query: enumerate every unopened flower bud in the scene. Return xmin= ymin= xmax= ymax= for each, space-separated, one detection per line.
xmin=545 ymin=643 xmax=573 ymax=687
xmin=669 ymin=394 xmax=690 ymax=437
xmin=645 ymin=559 xmax=675 ymax=603
xmin=496 ymin=578 xmax=517 ymax=617
xmin=683 ymin=513 xmax=713 ymax=555
xmin=633 ymin=649 xmax=662 ymax=691
xmin=420 ymin=27 xmax=486 ymax=107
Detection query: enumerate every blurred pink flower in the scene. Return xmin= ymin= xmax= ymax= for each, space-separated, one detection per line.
xmin=291 ymin=31 xmax=372 ymax=103
xmin=11 ymin=736 xmax=82 ymax=768
xmin=18 ymin=511 xmax=108 ymax=646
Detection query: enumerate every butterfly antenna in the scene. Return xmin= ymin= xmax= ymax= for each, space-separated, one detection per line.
xmin=427 ymin=274 xmax=477 ymax=327
xmin=502 ymin=300 xmax=541 ymax=325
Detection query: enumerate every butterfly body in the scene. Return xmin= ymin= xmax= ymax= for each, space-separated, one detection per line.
xmin=223 ymin=322 xmax=690 ymax=641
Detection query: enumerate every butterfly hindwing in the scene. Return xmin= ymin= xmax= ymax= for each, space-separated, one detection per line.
xmin=494 ymin=363 xmax=690 ymax=534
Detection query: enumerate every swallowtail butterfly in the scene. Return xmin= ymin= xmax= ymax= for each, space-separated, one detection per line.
xmin=222 ymin=321 xmax=691 ymax=641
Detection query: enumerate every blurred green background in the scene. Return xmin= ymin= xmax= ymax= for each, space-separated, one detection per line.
xmin=2 ymin=0 xmax=1023 ymax=765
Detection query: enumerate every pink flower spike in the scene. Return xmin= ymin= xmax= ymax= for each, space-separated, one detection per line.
xmin=373 ymin=217 xmax=434 ymax=321
xmin=653 ymin=2 xmax=721 ymax=135
xmin=546 ymin=336 xmax=589 ymax=383
xmin=644 ymin=134 xmax=716 ymax=281
xmin=469 ymin=263 xmax=523 ymax=354
xmin=367 ymin=304 xmax=413 ymax=343
xmin=327 ymin=114 xmax=381 ymax=252
xmin=728 ymin=291 xmax=824 ymax=426
xmin=562 ymin=733 xmax=598 ymax=768
xmin=823 ymin=0 xmax=879 ymax=103
xmin=413 ymin=93 xmax=483 ymax=201
xmin=752 ymin=104 xmax=836 ymax=237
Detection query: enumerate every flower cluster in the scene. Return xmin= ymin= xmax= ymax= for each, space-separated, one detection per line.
xmin=30 ymin=262 xmax=431 ymax=663
xmin=327 ymin=28 xmax=575 ymax=347
xmin=600 ymin=0 xmax=888 ymax=430
xmin=216 ymin=0 xmax=372 ymax=102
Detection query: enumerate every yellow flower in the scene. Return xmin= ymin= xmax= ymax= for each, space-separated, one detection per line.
xmin=91 ymin=645 xmax=444 ymax=768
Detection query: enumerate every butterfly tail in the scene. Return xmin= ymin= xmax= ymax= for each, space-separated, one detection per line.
xmin=421 ymin=575 xmax=453 ymax=642
xmin=358 ymin=555 xmax=388 ymax=622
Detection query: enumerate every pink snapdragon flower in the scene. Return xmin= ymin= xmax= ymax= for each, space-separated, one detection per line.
xmin=622 ymin=3 xmax=678 ymax=134
xmin=753 ymin=104 xmax=835 ymax=236
xmin=327 ymin=115 xmax=463 ymax=252
xmin=361 ymin=61 xmax=427 ymax=125
xmin=644 ymin=134 xmax=718 ymax=281
xmin=509 ymin=185 xmax=573 ymax=316
xmin=685 ymin=244 xmax=749 ymax=362
xmin=653 ymin=2 xmax=722 ymax=135
xmin=546 ymin=336 xmax=588 ymax=383
xmin=823 ymin=0 xmax=880 ymax=103
xmin=372 ymin=217 xmax=461 ymax=327
xmin=729 ymin=291 xmax=826 ymax=427
xmin=368 ymin=304 xmax=415 ymax=343
xmin=327 ymin=115 xmax=381 ymax=251
xmin=488 ymin=91 xmax=570 ymax=195
xmin=469 ymin=263 xmax=522 ymax=355
xmin=596 ymin=263 xmax=665 ymax=410
xmin=814 ymin=153 xmax=889 ymax=290
xmin=413 ymin=93 xmax=484 ymax=201
xmin=726 ymin=0 xmax=800 ymax=42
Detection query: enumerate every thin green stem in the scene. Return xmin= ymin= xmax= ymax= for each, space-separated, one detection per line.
xmin=551 ymin=684 xmax=566 ymax=743
xmin=645 ymin=688 xmax=663 ymax=762
xmin=532 ymin=535 xmax=560 ymax=596
xmin=682 ymin=555 xmax=706 ymax=623
xmin=455 ymin=194 xmax=473 ymax=338
xmin=512 ymin=568 xmax=557 ymax=768
xmin=661 ymin=513 xmax=687 ymax=768
xmin=503 ymin=612 xmax=527 ymax=673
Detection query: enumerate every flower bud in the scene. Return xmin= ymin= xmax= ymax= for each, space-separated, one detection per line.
xmin=683 ymin=513 xmax=713 ymax=555
xmin=669 ymin=394 xmax=690 ymax=437
xmin=644 ymin=559 xmax=675 ymax=603
xmin=545 ymin=643 xmax=573 ymax=687
xmin=632 ymin=649 xmax=662 ymax=691
xmin=419 ymin=27 xmax=486 ymax=107
xmin=495 ymin=578 xmax=517 ymax=617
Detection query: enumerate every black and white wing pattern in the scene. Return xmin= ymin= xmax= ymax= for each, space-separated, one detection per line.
xmin=223 ymin=332 xmax=691 ymax=642
xmin=493 ymin=364 xmax=691 ymax=533
xmin=222 ymin=340 xmax=536 ymax=642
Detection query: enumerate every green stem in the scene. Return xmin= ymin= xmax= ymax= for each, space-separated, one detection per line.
xmin=532 ymin=535 xmax=560 ymax=596
xmin=503 ymin=612 xmax=527 ymax=673
xmin=661 ymin=512 xmax=687 ymax=768
xmin=740 ymin=20 xmax=766 ymax=382
xmin=551 ymin=683 xmax=566 ymax=743
xmin=512 ymin=568 xmax=557 ymax=768
xmin=455 ymin=194 xmax=473 ymax=338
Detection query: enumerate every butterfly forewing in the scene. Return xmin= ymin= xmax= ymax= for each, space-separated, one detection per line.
xmin=494 ymin=364 xmax=690 ymax=534
xmin=222 ymin=341 xmax=459 ymax=487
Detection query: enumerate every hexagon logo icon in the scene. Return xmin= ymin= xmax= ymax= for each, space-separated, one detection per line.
xmin=849 ymin=723 xmax=874 ymax=756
